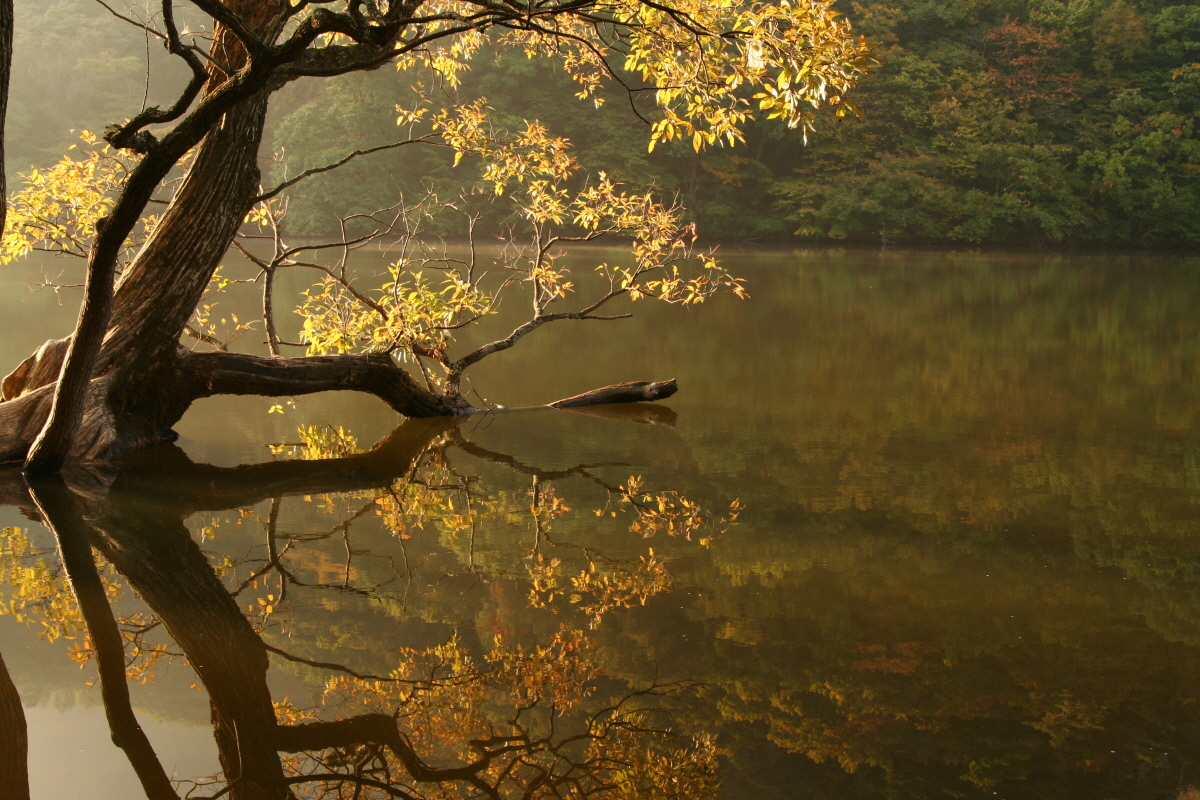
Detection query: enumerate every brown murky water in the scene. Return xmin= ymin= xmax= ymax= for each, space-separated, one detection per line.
xmin=2 ymin=247 xmax=1199 ymax=799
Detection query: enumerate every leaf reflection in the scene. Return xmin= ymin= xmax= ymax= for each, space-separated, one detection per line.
xmin=0 ymin=415 xmax=722 ymax=800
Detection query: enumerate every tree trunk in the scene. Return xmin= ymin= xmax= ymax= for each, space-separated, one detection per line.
xmin=20 ymin=5 xmax=291 ymax=474
xmin=100 ymin=94 xmax=271 ymax=377
xmin=23 ymin=226 xmax=119 ymax=475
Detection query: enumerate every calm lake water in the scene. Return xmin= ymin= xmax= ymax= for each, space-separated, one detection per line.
xmin=2 ymin=247 xmax=1200 ymax=799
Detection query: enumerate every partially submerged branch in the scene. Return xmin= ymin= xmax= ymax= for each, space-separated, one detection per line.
xmin=548 ymin=379 xmax=678 ymax=408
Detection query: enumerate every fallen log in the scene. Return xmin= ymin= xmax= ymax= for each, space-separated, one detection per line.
xmin=547 ymin=379 xmax=677 ymax=409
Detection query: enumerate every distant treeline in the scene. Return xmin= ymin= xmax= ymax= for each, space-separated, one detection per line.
xmin=6 ymin=0 xmax=1200 ymax=248
xmin=766 ymin=0 xmax=1200 ymax=248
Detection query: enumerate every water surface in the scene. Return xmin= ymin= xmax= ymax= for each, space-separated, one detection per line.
xmin=2 ymin=248 xmax=1199 ymax=798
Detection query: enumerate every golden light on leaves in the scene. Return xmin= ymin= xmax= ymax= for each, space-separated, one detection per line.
xmin=0 ymin=130 xmax=193 ymax=269
xmin=400 ymin=0 xmax=877 ymax=152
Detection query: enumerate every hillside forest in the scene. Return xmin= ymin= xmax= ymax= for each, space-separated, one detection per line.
xmin=7 ymin=0 xmax=1200 ymax=250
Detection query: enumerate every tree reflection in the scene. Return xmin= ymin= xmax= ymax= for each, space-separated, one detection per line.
xmin=0 ymin=648 xmax=28 ymax=798
xmin=0 ymin=416 xmax=723 ymax=800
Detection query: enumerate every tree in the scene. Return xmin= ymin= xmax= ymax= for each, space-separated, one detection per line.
xmin=0 ymin=0 xmax=873 ymax=475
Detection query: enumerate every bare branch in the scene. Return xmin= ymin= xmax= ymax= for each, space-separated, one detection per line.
xmin=183 ymin=323 xmax=228 ymax=351
xmin=102 ymin=0 xmax=213 ymax=152
xmin=254 ymin=136 xmax=440 ymax=203
xmin=263 ymin=643 xmax=421 ymax=684
xmin=91 ymin=1 xmax=167 ymax=42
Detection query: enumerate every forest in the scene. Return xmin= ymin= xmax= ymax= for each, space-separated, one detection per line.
xmin=8 ymin=0 xmax=1200 ymax=249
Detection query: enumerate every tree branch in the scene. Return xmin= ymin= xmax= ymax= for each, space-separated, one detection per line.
xmin=187 ymin=0 xmax=266 ymax=56
xmin=184 ymin=324 xmax=228 ymax=350
xmin=445 ymin=309 xmax=631 ymax=394
xmin=182 ymin=350 xmax=472 ymax=417
xmin=263 ymin=643 xmax=420 ymax=684
xmin=110 ymin=416 xmax=455 ymax=514
xmin=254 ymin=136 xmax=439 ymax=203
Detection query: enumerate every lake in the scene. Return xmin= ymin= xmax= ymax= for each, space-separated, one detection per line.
xmin=1 ymin=246 xmax=1199 ymax=799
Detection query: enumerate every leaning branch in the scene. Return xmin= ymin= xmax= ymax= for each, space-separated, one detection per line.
xmin=275 ymin=713 xmax=490 ymax=783
xmin=264 ymin=643 xmax=420 ymax=684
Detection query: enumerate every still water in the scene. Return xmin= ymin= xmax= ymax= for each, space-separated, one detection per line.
xmin=1 ymin=247 xmax=1199 ymax=799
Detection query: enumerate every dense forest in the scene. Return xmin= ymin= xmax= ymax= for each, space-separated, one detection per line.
xmin=7 ymin=0 xmax=1199 ymax=249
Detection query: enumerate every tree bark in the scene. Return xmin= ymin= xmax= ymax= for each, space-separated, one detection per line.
xmin=2 ymin=339 xmax=70 ymax=402
xmin=23 ymin=232 xmax=118 ymax=475
xmin=184 ymin=350 xmax=470 ymax=416
xmin=100 ymin=93 xmax=272 ymax=377
xmin=0 ymin=376 xmax=121 ymax=465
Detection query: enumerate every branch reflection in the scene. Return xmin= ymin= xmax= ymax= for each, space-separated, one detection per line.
xmin=1 ymin=414 xmax=723 ymax=800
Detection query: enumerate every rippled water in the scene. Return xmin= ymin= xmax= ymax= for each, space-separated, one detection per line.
xmin=2 ymin=247 xmax=1199 ymax=799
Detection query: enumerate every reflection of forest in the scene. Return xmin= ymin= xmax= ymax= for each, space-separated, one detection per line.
xmin=465 ymin=251 xmax=1200 ymax=798
xmin=2 ymin=252 xmax=1200 ymax=798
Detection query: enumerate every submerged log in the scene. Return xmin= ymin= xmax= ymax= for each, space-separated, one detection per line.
xmin=547 ymin=379 xmax=678 ymax=409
